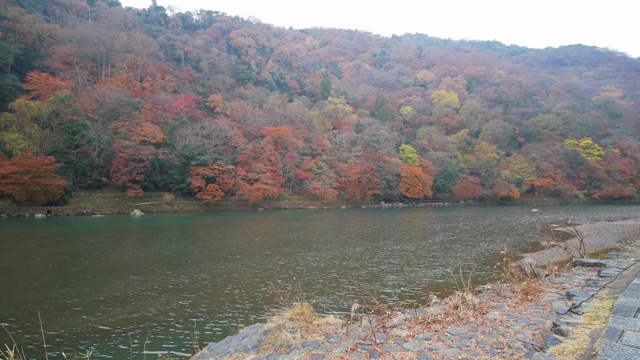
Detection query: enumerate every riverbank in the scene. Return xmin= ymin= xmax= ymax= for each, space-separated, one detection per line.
xmin=0 ymin=190 xmax=361 ymax=217
xmin=1 ymin=190 xmax=637 ymax=218
xmin=190 ymin=218 xmax=640 ymax=359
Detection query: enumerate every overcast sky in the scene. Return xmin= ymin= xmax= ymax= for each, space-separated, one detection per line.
xmin=120 ymin=0 xmax=639 ymax=58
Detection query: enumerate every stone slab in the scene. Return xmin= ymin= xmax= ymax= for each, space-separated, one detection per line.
xmin=612 ymin=303 xmax=640 ymax=318
xmin=603 ymin=327 xmax=623 ymax=343
xmin=613 ymin=298 xmax=640 ymax=309
xmin=402 ymin=342 xmax=425 ymax=352
xmin=621 ymin=331 xmax=640 ymax=349
xmin=414 ymin=332 xmax=435 ymax=341
xmin=598 ymin=342 xmax=640 ymax=360
xmin=573 ymin=258 xmax=608 ymax=267
xmin=623 ymin=289 xmax=640 ymax=299
xmin=600 ymin=268 xmax=623 ymax=277
xmin=608 ymin=315 xmax=640 ymax=331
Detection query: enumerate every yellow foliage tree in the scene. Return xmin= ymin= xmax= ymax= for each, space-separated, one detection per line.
xmin=431 ymin=90 xmax=460 ymax=117
xmin=563 ymin=137 xmax=605 ymax=162
xmin=399 ymin=144 xmax=420 ymax=166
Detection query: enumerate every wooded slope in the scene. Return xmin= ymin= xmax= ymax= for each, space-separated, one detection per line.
xmin=1 ymin=0 xmax=639 ymax=205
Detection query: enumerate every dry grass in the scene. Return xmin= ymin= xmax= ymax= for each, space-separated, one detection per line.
xmin=1 ymin=345 xmax=25 ymax=360
xmin=446 ymin=290 xmax=482 ymax=318
xmin=1 ymin=326 xmax=26 ymax=360
xmin=513 ymin=279 xmax=546 ymax=302
xmin=548 ymin=297 xmax=616 ymax=359
xmin=260 ymin=300 xmax=342 ymax=354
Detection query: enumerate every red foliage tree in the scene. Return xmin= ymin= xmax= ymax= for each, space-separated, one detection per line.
xmin=579 ymin=156 xmax=637 ymax=200
xmin=235 ymin=180 xmax=283 ymax=204
xmin=0 ymin=153 xmax=67 ymax=204
xmin=234 ymin=139 xmax=286 ymax=203
xmin=149 ymin=93 xmax=205 ymax=126
xmin=109 ymin=110 xmax=166 ymax=196
xmin=523 ymin=177 xmax=555 ymax=195
xmin=452 ymin=175 xmax=484 ymax=200
xmin=337 ymin=163 xmax=382 ymax=202
xmin=299 ymin=157 xmax=339 ymax=200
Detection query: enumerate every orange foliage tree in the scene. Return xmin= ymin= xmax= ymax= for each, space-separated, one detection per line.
xmin=21 ymin=70 xmax=69 ymax=101
xmin=188 ymin=161 xmax=236 ymax=203
xmin=399 ymin=163 xmax=434 ymax=199
xmin=206 ymin=94 xmax=225 ymax=114
xmin=0 ymin=153 xmax=67 ymax=204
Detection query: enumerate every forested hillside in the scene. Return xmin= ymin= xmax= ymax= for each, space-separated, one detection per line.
xmin=1 ymin=0 xmax=639 ymax=205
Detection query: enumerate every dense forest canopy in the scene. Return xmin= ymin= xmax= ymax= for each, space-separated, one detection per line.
xmin=0 ymin=0 xmax=639 ymax=205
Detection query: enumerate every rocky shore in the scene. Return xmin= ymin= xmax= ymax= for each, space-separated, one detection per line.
xmin=0 ymin=200 xmax=361 ymax=217
xmin=190 ymin=218 xmax=640 ymax=360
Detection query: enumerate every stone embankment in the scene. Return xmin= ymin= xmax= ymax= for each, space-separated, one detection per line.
xmin=191 ymin=218 xmax=640 ymax=360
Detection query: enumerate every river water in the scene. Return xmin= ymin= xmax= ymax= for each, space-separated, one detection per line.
xmin=1 ymin=204 xmax=639 ymax=358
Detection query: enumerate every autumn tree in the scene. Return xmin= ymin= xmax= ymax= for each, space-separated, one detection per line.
xmin=188 ymin=161 xmax=235 ymax=203
xmin=399 ymin=163 xmax=433 ymax=199
xmin=452 ymin=175 xmax=484 ymax=200
xmin=320 ymin=97 xmax=355 ymax=131
xmin=397 ymin=144 xmax=435 ymax=199
xmin=430 ymin=90 xmax=463 ymax=133
xmin=468 ymin=141 xmax=503 ymax=188
xmin=591 ymin=86 xmax=634 ymax=120
xmin=22 ymin=70 xmax=69 ymax=101
xmin=563 ymin=137 xmax=605 ymax=162
xmin=569 ymin=149 xmax=638 ymax=200
xmin=0 ymin=153 xmax=67 ymax=205
xmin=337 ymin=163 xmax=382 ymax=202
xmin=523 ymin=177 xmax=556 ymax=196
xmin=399 ymin=106 xmax=414 ymax=121
xmin=0 ymin=91 xmax=79 ymax=156
xmin=299 ymin=157 xmax=339 ymax=200
xmin=399 ymin=144 xmax=420 ymax=166
xmin=431 ymin=90 xmax=460 ymax=116
xmin=257 ymin=126 xmax=303 ymax=192
xmin=109 ymin=109 xmax=165 ymax=196
xmin=234 ymin=137 xmax=287 ymax=203
xmin=206 ymin=93 xmax=224 ymax=114
xmin=491 ymin=179 xmax=520 ymax=200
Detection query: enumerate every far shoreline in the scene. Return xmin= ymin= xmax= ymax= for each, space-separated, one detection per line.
xmin=0 ymin=191 xmax=638 ymax=218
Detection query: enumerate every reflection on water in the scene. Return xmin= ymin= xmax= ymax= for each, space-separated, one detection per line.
xmin=1 ymin=204 xmax=638 ymax=358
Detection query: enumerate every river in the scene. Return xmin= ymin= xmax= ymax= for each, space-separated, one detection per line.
xmin=1 ymin=204 xmax=639 ymax=358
